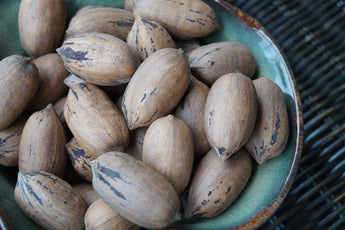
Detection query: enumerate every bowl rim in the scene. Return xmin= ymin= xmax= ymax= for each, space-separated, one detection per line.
xmin=212 ymin=0 xmax=303 ymax=229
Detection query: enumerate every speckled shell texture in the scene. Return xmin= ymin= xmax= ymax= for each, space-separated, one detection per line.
xmin=91 ymin=151 xmax=181 ymax=229
xmin=18 ymin=0 xmax=67 ymax=57
xmin=57 ymin=32 xmax=140 ymax=86
xmin=18 ymin=104 xmax=67 ymax=177
xmin=133 ymin=0 xmax=219 ymax=40
xmin=185 ymin=149 xmax=252 ymax=219
xmin=122 ymin=48 xmax=190 ymax=130
xmin=64 ymin=82 xmax=130 ymax=157
xmin=14 ymin=171 xmax=88 ymax=230
xmin=245 ymin=77 xmax=289 ymax=164
xmin=204 ymin=72 xmax=257 ymax=161
xmin=66 ymin=6 xmax=134 ymax=41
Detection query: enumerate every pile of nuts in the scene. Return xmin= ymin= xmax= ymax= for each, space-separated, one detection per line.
xmin=0 ymin=0 xmax=289 ymax=229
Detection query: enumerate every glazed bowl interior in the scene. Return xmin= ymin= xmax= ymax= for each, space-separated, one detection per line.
xmin=0 ymin=0 xmax=303 ymax=229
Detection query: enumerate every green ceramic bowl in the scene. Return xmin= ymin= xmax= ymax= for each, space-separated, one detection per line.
xmin=0 ymin=0 xmax=303 ymax=229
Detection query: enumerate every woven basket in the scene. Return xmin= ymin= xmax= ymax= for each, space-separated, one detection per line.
xmin=227 ymin=0 xmax=345 ymax=229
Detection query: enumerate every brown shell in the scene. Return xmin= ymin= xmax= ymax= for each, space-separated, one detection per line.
xmin=57 ymin=32 xmax=140 ymax=86
xmin=176 ymin=40 xmax=201 ymax=57
xmin=84 ymin=199 xmax=140 ymax=230
xmin=27 ymin=53 xmax=69 ymax=112
xmin=0 ymin=55 xmax=39 ymax=130
xmin=66 ymin=6 xmax=134 ymax=41
xmin=126 ymin=127 xmax=148 ymax=160
xmin=91 ymin=151 xmax=181 ymax=229
xmin=18 ymin=0 xmax=67 ymax=58
xmin=15 ymin=171 xmax=88 ymax=230
xmin=143 ymin=115 xmax=194 ymax=193
xmin=133 ymin=0 xmax=219 ymax=40
xmin=0 ymin=116 xmax=27 ymax=167
xmin=127 ymin=16 xmax=176 ymax=61
xmin=64 ymin=82 xmax=129 ymax=157
xmin=72 ymin=183 xmax=100 ymax=206
xmin=173 ymin=77 xmax=210 ymax=157
xmin=119 ymin=96 xmax=147 ymax=160
xmin=63 ymin=73 xmax=86 ymax=87
xmin=188 ymin=41 xmax=256 ymax=85
xmin=66 ymin=137 xmax=95 ymax=182
xmin=204 ymin=73 xmax=257 ymax=161
xmin=191 ymin=75 xmax=210 ymax=94
xmin=245 ymin=77 xmax=289 ymax=164
xmin=53 ymin=96 xmax=67 ymax=125
xmin=115 ymin=95 xmax=124 ymax=115
xmin=122 ymin=48 xmax=190 ymax=130
xmin=185 ymin=149 xmax=252 ymax=219
xmin=19 ymin=104 xmax=67 ymax=177
xmin=124 ymin=0 xmax=135 ymax=12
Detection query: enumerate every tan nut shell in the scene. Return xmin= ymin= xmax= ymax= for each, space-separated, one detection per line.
xmin=66 ymin=137 xmax=95 ymax=182
xmin=118 ymin=96 xmax=149 ymax=166
xmin=15 ymin=171 xmax=88 ymax=230
xmin=27 ymin=53 xmax=69 ymax=112
xmin=185 ymin=149 xmax=252 ymax=219
xmin=133 ymin=0 xmax=219 ymax=40
xmin=143 ymin=115 xmax=194 ymax=193
xmin=57 ymin=32 xmax=140 ymax=86
xmin=0 ymin=55 xmax=39 ymax=130
xmin=84 ymin=199 xmax=140 ymax=230
xmin=245 ymin=77 xmax=289 ymax=164
xmin=64 ymin=82 xmax=130 ymax=157
xmin=66 ymin=6 xmax=134 ymax=41
xmin=91 ymin=151 xmax=181 ymax=229
xmin=188 ymin=41 xmax=256 ymax=85
xmin=18 ymin=0 xmax=67 ymax=57
xmin=0 ymin=116 xmax=27 ymax=167
xmin=127 ymin=16 xmax=176 ymax=61
xmin=122 ymin=48 xmax=190 ymax=130
xmin=204 ymin=73 xmax=257 ymax=161
xmin=19 ymin=104 xmax=67 ymax=177
xmin=72 ymin=183 xmax=100 ymax=206
xmin=174 ymin=77 xmax=210 ymax=157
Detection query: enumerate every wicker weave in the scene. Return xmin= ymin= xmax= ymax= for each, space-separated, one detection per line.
xmin=226 ymin=0 xmax=345 ymax=229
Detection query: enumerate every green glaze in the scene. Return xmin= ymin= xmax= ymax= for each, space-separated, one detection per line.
xmin=0 ymin=0 xmax=302 ymax=229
